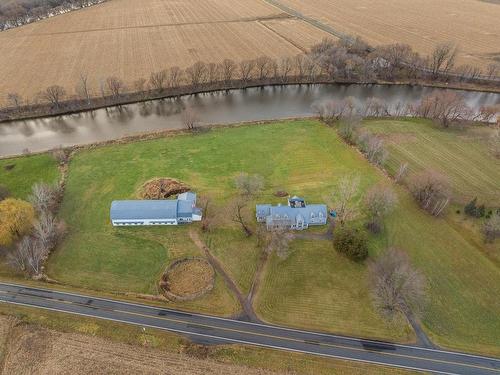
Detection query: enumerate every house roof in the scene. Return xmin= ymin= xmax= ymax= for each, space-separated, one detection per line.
xmin=269 ymin=205 xmax=327 ymax=220
xmin=110 ymin=200 xmax=186 ymax=220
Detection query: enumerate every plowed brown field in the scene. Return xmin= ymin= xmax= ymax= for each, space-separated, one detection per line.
xmin=0 ymin=0 xmax=330 ymax=105
xmin=276 ymin=0 xmax=500 ymax=69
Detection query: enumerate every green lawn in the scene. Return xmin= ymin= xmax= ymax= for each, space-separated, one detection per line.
xmin=3 ymin=119 xmax=500 ymax=355
xmin=0 ymin=154 xmax=59 ymax=199
xmin=362 ymin=118 xmax=500 ymax=205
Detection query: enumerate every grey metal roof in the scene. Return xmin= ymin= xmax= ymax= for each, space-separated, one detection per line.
xmin=269 ymin=205 xmax=327 ymax=220
xmin=110 ymin=200 xmax=183 ymax=220
xmin=178 ymin=192 xmax=196 ymax=202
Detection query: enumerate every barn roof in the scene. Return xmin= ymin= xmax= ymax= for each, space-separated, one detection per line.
xmin=110 ymin=200 xmax=181 ymax=220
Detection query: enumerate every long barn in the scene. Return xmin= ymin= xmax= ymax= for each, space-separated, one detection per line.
xmin=110 ymin=192 xmax=202 ymax=226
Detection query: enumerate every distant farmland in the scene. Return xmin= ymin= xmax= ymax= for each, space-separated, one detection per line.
xmin=276 ymin=0 xmax=500 ymax=69
xmin=0 ymin=0 xmax=330 ymax=105
xmin=0 ymin=0 xmax=499 ymax=107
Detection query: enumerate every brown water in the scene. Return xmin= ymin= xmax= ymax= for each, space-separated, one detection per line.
xmin=0 ymin=83 xmax=498 ymax=157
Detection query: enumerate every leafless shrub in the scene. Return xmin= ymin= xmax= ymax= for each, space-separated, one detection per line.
xmin=394 ymin=162 xmax=409 ymax=183
xmin=206 ymin=63 xmax=221 ymax=84
xmin=364 ymin=185 xmax=397 ymax=233
xmin=483 ymin=213 xmax=500 ymax=243
xmin=338 ymin=113 xmax=362 ymax=144
xmin=489 ymin=127 xmax=500 ymax=159
xmin=234 ymin=172 xmax=264 ymax=196
xmin=369 ymin=248 xmax=427 ymax=320
xmin=485 ymin=64 xmax=499 ymax=80
xmin=315 ymin=97 xmax=357 ymax=123
xmin=278 ymin=57 xmax=293 ymax=83
xmin=417 ymin=91 xmax=471 ymax=128
xmin=357 ymin=131 xmax=388 ymax=166
xmin=332 ymin=175 xmax=360 ymax=225
xmin=133 ymin=78 xmax=147 ymax=96
xmin=51 ymin=147 xmax=69 ymax=165
xmin=408 ymin=170 xmax=451 ymax=216
xmin=363 ymin=97 xmax=390 ymax=117
xmin=181 ymin=107 xmax=199 ymax=131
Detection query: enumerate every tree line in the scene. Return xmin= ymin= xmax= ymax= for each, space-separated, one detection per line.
xmin=1 ymin=37 xmax=499 ymax=121
xmin=0 ymin=0 xmax=106 ymax=31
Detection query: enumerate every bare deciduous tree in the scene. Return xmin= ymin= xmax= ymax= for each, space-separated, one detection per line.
xmin=149 ymin=70 xmax=168 ymax=91
xmin=231 ymin=198 xmax=253 ymax=237
xmin=220 ymin=59 xmax=237 ymax=85
xmin=364 ymin=185 xmax=397 ymax=233
xmin=255 ymin=56 xmax=274 ymax=80
xmin=106 ymin=76 xmax=124 ymax=99
xmin=7 ymin=92 xmax=22 ymax=111
xmin=28 ymin=182 xmax=61 ymax=215
xmin=234 ymin=172 xmax=264 ymax=196
xmin=363 ymin=97 xmax=390 ymax=117
xmin=239 ymin=60 xmax=255 ymax=82
xmin=133 ymin=78 xmax=147 ymax=95
xmin=369 ymin=248 xmax=427 ymax=320
xmin=332 ymin=175 xmax=360 ymax=224
xmin=278 ymin=57 xmax=293 ymax=83
xmin=429 ymin=42 xmax=458 ymax=78
xmin=43 ymin=85 xmax=66 ymax=108
xmin=76 ymin=73 xmax=91 ymax=104
xmin=168 ymin=66 xmax=183 ymax=88
xmin=409 ymin=170 xmax=451 ymax=216
xmin=7 ymin=236 xmax=45 ymax=276
xmin=206 ymin=63 xmax=221 ymax=84
xmin=186 ymin=61 xmax=207 ymax=87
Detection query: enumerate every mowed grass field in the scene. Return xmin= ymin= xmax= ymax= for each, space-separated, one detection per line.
xmin=363 ymin=119 xmax=500 ymax=206
xmin=0 ymin=0 xmax=331 ymax=106
xmin=277 ymin=0 xmax=500 ymax=68
xmin=29 ymin=120 xmax=496 ymax=354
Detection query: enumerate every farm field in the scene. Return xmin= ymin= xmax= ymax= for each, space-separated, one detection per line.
xmin=276 ymin=0 xmax=500 ymax=68
xmin=0 ymin=120 xmax=492 ymax=353
xmin=0 ymin=307 xmax=417 ymax=375
xmin=363 ymin=119 xmax=500 ymax=206
xmin=1 ymin=119 xmax=499 ymax=355
xmin=0 ymin=0 xmax=331 ymax=106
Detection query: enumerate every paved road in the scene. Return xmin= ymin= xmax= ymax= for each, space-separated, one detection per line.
xmin=1 ymin=282 xmax=499 ymax=374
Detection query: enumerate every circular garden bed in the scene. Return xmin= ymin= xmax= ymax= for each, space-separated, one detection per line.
xmin=159 ymin=258 xmax=215 ymax=301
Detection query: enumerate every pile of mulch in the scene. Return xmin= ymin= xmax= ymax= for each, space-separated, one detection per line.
xmin=274 ymin=191 xmax=288 ymax=197
xmin=137 ymin=178 xmax=190 ymax=200
xmin=159 ymin=258 xmax=215 ymax=301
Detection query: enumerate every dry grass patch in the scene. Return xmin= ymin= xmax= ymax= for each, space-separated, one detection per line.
xmin=160 ymin=258 xmax=215 ymax=300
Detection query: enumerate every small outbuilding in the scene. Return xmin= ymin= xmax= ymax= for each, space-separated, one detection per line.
xmin=110 ymin=192 xmax=202 ymax=226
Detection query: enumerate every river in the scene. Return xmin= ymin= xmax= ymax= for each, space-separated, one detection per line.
xmin=0 ymin=83 xmax=498 ymax=157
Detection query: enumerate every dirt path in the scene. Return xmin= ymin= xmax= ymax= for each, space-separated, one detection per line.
xmin=189 ymin=230 xmax=259 ymax=322
xmin=247 ymin=251 xmax=269 ymax=306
